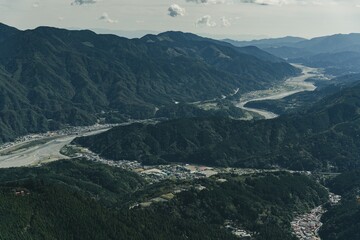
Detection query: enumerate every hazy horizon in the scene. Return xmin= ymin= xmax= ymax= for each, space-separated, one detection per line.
xmin=1 ymin=0 xmax=360 ymax=41
xmin=3 ymin=21 xmax=360 ymax=41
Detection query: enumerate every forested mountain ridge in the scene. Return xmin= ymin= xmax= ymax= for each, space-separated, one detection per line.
xmin=244 ymin=73 xmax=360 ymax=115
xmin=0 ymin=23 xmax=298 ymax=142
xmin=319 ymin=171 xmax=360 ymax=240
xmin=0 ymin=159 xmax=328 ymax=240
xmin=226 ymin=33 xmax=360 ymax=75
xmin=74 ymin=80 xmax=360 ymax=171
xmin=0 ymin=23 xmax=18 ymax=42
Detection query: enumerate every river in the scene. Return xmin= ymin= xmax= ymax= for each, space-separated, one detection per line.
xmin=0 ymin=119 xmax=158 ymax=168
xmin=236 ymin=64 xmax=327 ymax=119
xmin=0 ymin=127 xmax=111 ymax=168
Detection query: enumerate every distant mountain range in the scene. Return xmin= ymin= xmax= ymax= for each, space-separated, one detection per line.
xmin=225 ymin=33 xmax=360 ymax=75
xmin=224 ymin=36 xmax=307 ymax=49
xmin=0 ymin=23 xmax=298 ymax=142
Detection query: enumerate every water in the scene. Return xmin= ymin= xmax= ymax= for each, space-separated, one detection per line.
xmin=236 ymin=64 xmax=328 ymax=119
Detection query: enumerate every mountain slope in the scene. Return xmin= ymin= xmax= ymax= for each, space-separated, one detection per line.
xmin=74 ymin=80 xmax=360 ymax=171
xmin=0 ymin=24 xmax=298 ymax=142
xmin=292 ymin=51 xmax=360 ymax=75
xmin=0 ymin=159 xmax=327 ymax=240
xmin=227 ymin=33 xmax=360 ymax=56
xmin=223 ymin=36 xmax=306 ymax=49
xmin=294 ymin=33 xmax=360 ymax=54
xmin=227 ymin=33 xmax=360 ymax=75
xmin=319 ymin=171 xmax=360 ymax=240
xmin=0 ymin=23 xmax=18 ymax=42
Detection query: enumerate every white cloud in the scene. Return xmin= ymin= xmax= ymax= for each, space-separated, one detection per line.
xmin=233 ymin=0 xmax=291 ymax=6
xmin=168 ymin=4 xmax=186 ymax=17
xmin=255 ymin=0 xmax=293 ymax=5
xmin=234 ymin=0 xmax=341 ymax=6
xmin=196 ymin=15 xmax=216 ymax=27
xmin=99 ymin=12 xmax=118 ymax=23
xmin=32 ymin=2 xmax=39 ymax=8
xmin=72 ymin=0 xmax=97 ymax=5
xmin=186 ymin=0 xmax=226 ymax=4
xmin=221 ymin=16 xmax=231 ymax=27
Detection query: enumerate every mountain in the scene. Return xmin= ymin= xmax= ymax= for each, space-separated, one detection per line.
xmin=0 ymin=158 xmax=327 ymax=240
xmin=294 ymin=33 xmax=360 ymax=54
xmin=291 ymin=51 xmax=360 ymax=75
xmin=244 ymin=73 xmax=360 ymax=115
xmin=286 ymin=34 xmax=360 ymax=75
xmin=0 ymin=24 xmax=298 ymax=142
xmin=226 ymin=33 xmax=360 ymax=56
xmin=0 ymin=23 xmax=18 ymax=42
xmin=319 ymin=170 xmax=360 ymax=240
xmin=226 ymin=33 xmax=360 ymax=75
xmin=74 ymin=80 xmax=360 ymax=171
xmin=146 ymin=31 xmax=289 ymax=63
xmin=223 ymin=36 xmax=306 ymax=49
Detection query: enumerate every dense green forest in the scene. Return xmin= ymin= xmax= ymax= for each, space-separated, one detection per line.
xmin=0 ymin=159 xmax=328 ymax=240
xmin=154 ymin=100 xmax=253 ymax=120
xmin=75 ymin=80 xmax=360 ymax=171
xmin=319 ymin=171 xmax=360 ymax=240
xmin=0 ymin=23 xmax=298 ymax=142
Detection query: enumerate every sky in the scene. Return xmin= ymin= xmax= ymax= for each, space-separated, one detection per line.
xmin=1 ymin=0 xmax=360 ymax=40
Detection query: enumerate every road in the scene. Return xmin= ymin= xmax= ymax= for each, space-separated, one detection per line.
xmin=0 ymin=128 xmax=110 ymax=168
xmin=236 ymin=64 xmax=327 ymax=119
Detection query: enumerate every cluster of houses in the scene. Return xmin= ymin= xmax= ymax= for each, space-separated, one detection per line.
xmin=291 ymin=192 xmax=341 ymax=240
xmin=72 ymin=142 xmax=288 ymax=185
xmin=291 ymin=206 xmax=324 ymax=240
xmin=13 ymin=188 xmax=30 ymax=197
xmin=329 ymin=192 xmax=341 ymax=205
xmin=224 ymin=220 xmax=253 ymax=239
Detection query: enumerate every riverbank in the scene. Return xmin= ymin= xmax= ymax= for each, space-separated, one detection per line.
xmin=236 ymin=64 xmax=328 ymax=120
xmin=0 ymin=125 xmax=113 ymax=168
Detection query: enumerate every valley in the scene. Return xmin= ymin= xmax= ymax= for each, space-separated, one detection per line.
xmin=236 ymin=64 xmax=328 ymax=119
xmin=0 ymin=125 xmax=112 ymax=168
xmin=0 ymin=63 xmax=328 ymax=169
xmin=0 ymin=20 xmax=359 ymax=240
xmin=0 ymin=119 xmax=157 ymax=168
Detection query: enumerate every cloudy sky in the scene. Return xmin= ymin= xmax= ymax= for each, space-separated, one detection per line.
xmin=1 ymin=0 xmax=360 ymax=40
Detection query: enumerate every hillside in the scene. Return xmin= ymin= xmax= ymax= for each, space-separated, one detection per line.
xmin=224 ymin=36 xmax=306 ymax=49
xmin=319 ymin=171 xmax=360 ymax=240
xmin=244 ymin=73 xmax=360 ymax=115
xmin=292 ymin=51 xmax=360 ymax=75
xmin=74 ymin=81 xmax=360 ymax=171
xmin=0 ymin=24 xmax=298 ymax=142
xmin=226 ymin=33 xmax=360 ymax=75
xmin=0 ymin=159 xmax=327 ymax=240
xmin=228 ymin=33 xmax=360 ymax=56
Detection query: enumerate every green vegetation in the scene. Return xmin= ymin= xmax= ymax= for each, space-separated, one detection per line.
xmin=0 ymin=24 xmax=298 ymax=142
xmin=226 ymin=33 xmax=360 ymax=76
xmin=155 ymin=100 xmax=251 ymax=120
xmin=319 ymin=171 xmax=360 ymax=240
xmin=75 ymin=81 xmax=360 ymax=171
xmin=0 ymin=159 xmax=327 ymax=239
xmin=245 ymin=73 xmax=360 ymax=115
xmin=158 ymin=172 xmax=328 ymax=240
